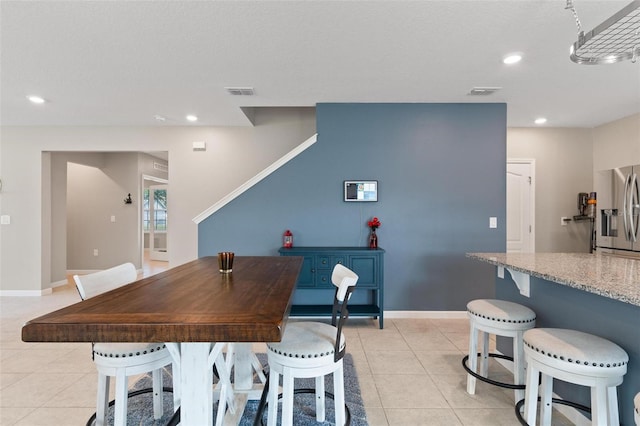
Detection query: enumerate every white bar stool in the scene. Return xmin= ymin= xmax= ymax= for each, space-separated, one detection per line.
xmin=463 ymin=299 xmax=536 ymax=404
xmin=522 ymin=328 xmax=629 ymax=426
xmin=634 ymin=391 xmax=639 ymax=425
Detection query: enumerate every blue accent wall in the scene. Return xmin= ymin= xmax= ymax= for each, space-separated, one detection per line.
xmin=199 ymin=103 xmax=506 ymax=310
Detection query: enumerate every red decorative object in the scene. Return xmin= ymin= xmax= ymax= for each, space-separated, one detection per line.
xmin=367 ymin=217 xmax=381 ymax=249
xmin=369 ymin=228 xmax=378 ymax=248
xmin=367 ymin=217 xmax=381 ymax=229
xmin=283 ymin=229 xmax=293 ymax=248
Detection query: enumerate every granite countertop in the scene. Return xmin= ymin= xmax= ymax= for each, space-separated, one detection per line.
xmin=467 ymin=252 xmax=640 ymax=307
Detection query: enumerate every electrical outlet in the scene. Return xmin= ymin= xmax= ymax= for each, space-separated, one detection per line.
xmin=489 ymin=217 xmax=497 ymax=228
xmin=561 ymin=217 xmax=569 ymax=226
xmin=93 ymin=249 xmax=99 ymax=256
xmin=111 ymin=215 xmax=116 ymax=223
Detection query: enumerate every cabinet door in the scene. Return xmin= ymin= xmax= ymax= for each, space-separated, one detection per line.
xmin=296 ymin=256 xmax=316 ymax=288
xmin=350 ymin=255 xmax=377 ymax=288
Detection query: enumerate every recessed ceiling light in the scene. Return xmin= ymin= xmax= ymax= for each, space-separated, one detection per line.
xmin=27 ymin=95 xmax=46 ymax=104
xmin=534 ymin=117 xmax=547 ymax=125
xmin=503 ymin=54 xmax=522 ymax=65
xmin=186 ymin=115 xmax=198 ymax=122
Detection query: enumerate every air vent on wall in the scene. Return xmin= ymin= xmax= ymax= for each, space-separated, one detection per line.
xmin=153 ymin=162 xmax=168 ymax=172
xmin=467 ymin=87 xmax=502 ymax=96
xmin=225 ymin=87 xmax=255 ymax=96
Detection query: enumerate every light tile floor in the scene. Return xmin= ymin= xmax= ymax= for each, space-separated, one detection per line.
xmin=1 ymin=279 xmax=574 ymax=425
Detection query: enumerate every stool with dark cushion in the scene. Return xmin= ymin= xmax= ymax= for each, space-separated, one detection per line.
xmin=522 ymin=328 xmax=629 ymax=426
xmin=464 ymin=299 xmax=536 ymax=403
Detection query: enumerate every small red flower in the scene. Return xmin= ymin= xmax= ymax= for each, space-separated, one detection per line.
xmin=367 ymin=217 xmax=381 ymax=229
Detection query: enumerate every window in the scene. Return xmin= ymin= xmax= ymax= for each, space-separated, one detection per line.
xmin=143 ymin=188 xmax=167 ymax=231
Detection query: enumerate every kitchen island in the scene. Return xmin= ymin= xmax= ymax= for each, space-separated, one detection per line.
xmin=468 ymin=252 xmax=639 ymax=425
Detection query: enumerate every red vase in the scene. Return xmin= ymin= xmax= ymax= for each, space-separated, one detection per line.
xmin=369 ymin=228 xmax=378 ymax=249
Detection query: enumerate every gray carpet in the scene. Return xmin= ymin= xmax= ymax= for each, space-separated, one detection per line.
xmin=100 ymin=353 xmax=367 ymax=425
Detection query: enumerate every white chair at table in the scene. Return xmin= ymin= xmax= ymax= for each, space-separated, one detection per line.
xmin=265 ymin=263 xmax=359 ymax=426
xmin=73 ymin=263 xmax=180 ymax=426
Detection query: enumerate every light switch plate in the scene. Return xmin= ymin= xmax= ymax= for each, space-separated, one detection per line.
xmin=0 ymin=215 xmax=10 ymax=225
xmin=489 ymin=217 xmax=497 ymax=228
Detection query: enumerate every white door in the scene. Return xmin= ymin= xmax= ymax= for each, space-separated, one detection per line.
xmin=507 ymin=160 xmax=535 ymax=252
xmin=147 ymin=185 xmax=168 ymax=261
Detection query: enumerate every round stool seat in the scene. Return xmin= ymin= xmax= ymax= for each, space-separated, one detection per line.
xmin=521 ymin=328 xmax=629 ymax=426
xmin=464 ymin=299 xmax=536 ymax=404
xmin=523 ymin=328 xmax=628 ymax=377
xmin=467 ymin=299 xmax=536 ymax=330
xmin=267 ymin=322 xmax=345 ymax=365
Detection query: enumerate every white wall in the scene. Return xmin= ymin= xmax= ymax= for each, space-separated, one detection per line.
xmin=66 ymin=154 xmax=140 ymax=270
xmin=50 ymin=153 xmax=70 ymax=283
xmin=60 ymin=151 xmax=167 ymax=275
xmin=0 ymin=107 xmax=316 ymax=292
xmin=592 ymin=113 xmax=640 ymax=171
xmin=506 ymin=113 xmax=640 ymax=253
xmin=507 ymin=127 xmax=594 ymax=252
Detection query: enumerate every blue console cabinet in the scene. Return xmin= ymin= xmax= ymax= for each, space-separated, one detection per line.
xmin=279 ymin=246 xmax=385 ymax=328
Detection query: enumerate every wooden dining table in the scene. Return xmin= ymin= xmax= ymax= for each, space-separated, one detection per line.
xmin=22 ymin=255 xmax=303 ymax=425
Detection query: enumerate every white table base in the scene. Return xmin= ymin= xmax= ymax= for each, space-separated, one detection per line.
xmin=166 ymin=342 xmax=266 ymax=426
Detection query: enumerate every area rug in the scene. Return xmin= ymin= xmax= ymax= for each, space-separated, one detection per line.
xmin=99 ymin=353 xmax=367 ymax=425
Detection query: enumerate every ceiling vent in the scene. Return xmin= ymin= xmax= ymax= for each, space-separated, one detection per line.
xmin=467 ymin=87 xmax=502 ymax=96
xmin=225 ymin=87 xmax=255 ymax=96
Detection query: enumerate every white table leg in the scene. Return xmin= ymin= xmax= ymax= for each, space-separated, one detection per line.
xmin=180 ymin=342 xmax=214 ymax=426
xmin=234 ymin=343 xmax=253 ymax=390
xmin=218 ymin=343 xmax=263 ymax=425
xmin=232 ymin=343 xmax=265 ymax=400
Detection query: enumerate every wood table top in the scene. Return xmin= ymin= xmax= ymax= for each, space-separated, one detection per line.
xmin=22 ymin=256 xmax=303 ymax=343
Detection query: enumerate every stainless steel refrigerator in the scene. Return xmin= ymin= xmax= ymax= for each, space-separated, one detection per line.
xmin=597 ymin=164 xmax=640 ymax=257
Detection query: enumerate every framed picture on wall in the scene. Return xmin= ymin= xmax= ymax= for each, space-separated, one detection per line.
xmin=344 ymin=180 xmax=378 ymax=202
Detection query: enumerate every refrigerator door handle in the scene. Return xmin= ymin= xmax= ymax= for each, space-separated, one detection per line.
xmin=623 ymin=173 xmax=631 ymax=240
xmin=630 ymin=173 xmax=639 ymax=242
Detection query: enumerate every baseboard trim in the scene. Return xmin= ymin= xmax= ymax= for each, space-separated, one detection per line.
xmin=0 ymin=288 xmax=53 ymax=297
xmin=67 ymin=269 xmax=143 ymax=276
xmin=384 ymin=310 xmax=467 ymax=319
xmin=67 ymin=269 xmax=102 ymax=275
xmin=50 ymin=279 xmax=68 ymax=288
xmin=2 ymin=268 xmax=142 ymax=297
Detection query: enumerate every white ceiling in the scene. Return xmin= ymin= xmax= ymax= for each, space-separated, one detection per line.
xmin=1 ymin=1 xmax=639 ymax=128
